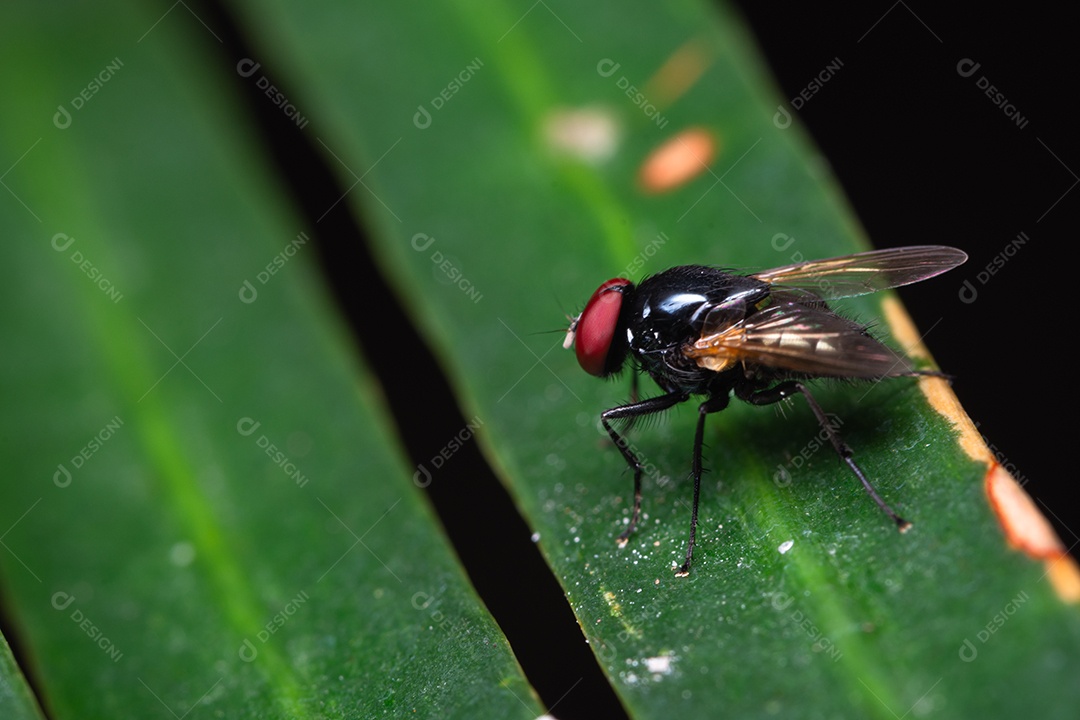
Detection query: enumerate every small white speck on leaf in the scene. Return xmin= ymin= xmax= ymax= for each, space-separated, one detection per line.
xmin=644 ymin=654 xmax=675 ymax=676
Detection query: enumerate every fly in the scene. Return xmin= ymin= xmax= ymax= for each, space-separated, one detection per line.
xmin=564 ymin=245 xmax=968 ymax=576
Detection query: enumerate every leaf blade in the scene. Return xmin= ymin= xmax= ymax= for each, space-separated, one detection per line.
xmin=0 ymin=2 xmax=542 ymax=717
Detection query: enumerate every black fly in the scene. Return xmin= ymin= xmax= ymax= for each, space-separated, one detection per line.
xmin=564 ymin=246 xmax=967 ymax=576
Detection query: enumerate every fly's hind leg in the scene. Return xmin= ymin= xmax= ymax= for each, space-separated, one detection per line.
xmin=736 ymin=381 xmax=911 ymax=531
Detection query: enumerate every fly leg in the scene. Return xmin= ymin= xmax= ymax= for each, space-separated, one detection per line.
xmin=601 ymin=391 xmax=688 ymax=547
xmin=737 ymin=381 xmax=911 ymax=531
xmin=676 ymin=393 xmax=731 ymax=577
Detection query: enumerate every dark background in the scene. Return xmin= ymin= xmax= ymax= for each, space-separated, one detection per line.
xmin=735 ymin=2 xmax=1077 ymax=550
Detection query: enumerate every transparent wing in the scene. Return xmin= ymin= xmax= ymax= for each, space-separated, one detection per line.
xmin=750 ymin=245 xmax=968 ymax=299
xmin=685 ymin=302 xmax=912 ymax=379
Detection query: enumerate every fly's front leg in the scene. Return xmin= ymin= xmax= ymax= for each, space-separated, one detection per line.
xmin=600 ymin=391 xmax=688 ymax=546
xmin=737 ymin=381 xmax=911 ymax=531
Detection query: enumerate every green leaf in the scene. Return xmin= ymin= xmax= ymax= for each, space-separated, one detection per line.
xmin=0 ymin=3 xmax=541 ymax=718
xmin=216 ymin=0 xmax=1080 ymax=717
xmin=0 ymin=635 xmax=46 ymax=720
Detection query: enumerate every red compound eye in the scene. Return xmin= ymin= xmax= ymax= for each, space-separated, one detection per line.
xmin=574 ymin=278 xmax=631 ymax=376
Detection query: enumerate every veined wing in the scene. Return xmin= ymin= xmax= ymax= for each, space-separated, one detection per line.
xmin=684 ymin=302 xmax=912 ymax=378
xmin=750 ymin=245 xmax=967 ymax=299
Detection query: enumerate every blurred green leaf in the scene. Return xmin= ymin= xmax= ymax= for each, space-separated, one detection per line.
xmin=0 ymin=2 xmax=540 ymax=718
xmin=0 ymin=635 xmax=45 ymax=720
xmin=218 ymin=0 xmax=1080 ymax=717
